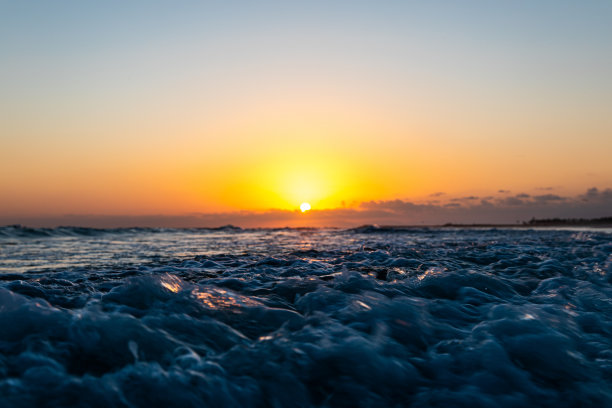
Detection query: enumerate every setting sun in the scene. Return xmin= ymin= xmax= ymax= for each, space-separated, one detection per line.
xmin=300 ymin=202 xmax=311 ymax=213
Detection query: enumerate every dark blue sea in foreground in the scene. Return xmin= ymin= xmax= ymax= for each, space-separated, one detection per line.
xmin=1 ymin=225 xmax=611 ymax=407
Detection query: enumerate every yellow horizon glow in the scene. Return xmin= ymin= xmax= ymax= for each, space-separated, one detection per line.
xmin=2 ymin=102 xmax=610 ymax=218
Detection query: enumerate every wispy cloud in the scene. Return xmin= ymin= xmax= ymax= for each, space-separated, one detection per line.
xmin=532 ymin=194 xmax=565 ymax=203
xmin=351 ymin=187 xmax=612 ymax=225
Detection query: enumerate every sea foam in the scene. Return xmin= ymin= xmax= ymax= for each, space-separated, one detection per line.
xmin=0 ymin=226 xmax=611 ymax=406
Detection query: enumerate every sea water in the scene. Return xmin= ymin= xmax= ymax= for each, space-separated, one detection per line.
xmin=0 ymin=226 xmax=611 ymax=407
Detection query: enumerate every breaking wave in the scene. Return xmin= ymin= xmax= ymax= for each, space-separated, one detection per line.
xmin=0 ymin=225 xmax=246 ymax=238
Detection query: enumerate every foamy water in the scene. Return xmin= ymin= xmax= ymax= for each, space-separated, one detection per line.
xmin=1 ymin=226 xmax=611 ymax=407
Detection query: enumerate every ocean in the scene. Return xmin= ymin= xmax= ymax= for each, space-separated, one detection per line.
xmin=0 ymin=225 xmax=611 ymax=407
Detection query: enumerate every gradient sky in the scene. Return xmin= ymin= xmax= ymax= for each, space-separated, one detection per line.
xmin=1 ymin=1 xmax=611 ymax=225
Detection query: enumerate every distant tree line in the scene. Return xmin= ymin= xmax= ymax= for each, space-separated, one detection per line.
xmin=524 ymin=216 xmax=612 ymax=226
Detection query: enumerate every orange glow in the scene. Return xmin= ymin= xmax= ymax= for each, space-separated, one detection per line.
xmin=1 ymin=2 xmax=611 ymax=224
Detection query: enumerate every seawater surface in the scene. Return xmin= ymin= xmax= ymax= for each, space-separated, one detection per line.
xmin=0 ymin=225 xmax=611 ymax=407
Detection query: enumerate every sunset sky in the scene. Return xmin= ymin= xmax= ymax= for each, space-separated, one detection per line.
xmin=1 ymin=1 xmax=611 ymax=227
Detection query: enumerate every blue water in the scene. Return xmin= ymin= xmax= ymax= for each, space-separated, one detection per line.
xmin=1 ymin=225 xmax=611 ymax=407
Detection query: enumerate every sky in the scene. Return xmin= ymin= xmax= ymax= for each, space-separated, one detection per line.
xmin=1 ymin=1 xmax=611 ymax=227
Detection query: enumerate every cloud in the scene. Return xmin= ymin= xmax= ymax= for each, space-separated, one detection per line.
xmin=3 ymin=188 xmax=611 ymax=228
xmin=499 ymin=197 xmax=524 ymax=206
xmin=450 ymin=196 xmax=478 ymax=203
xmin=343 ymin=187 xmax=612 ymax=225
xmin=582 ymin=187 xmax=612 ymax=201
xmin=533 ymin=194 xmax=565 ymax=203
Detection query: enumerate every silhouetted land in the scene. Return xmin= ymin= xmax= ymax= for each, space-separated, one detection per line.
xmin=348 ymin=217 xmax=612 ymax=232
xmin=438 ymin=216 xmax=612 ymax=229
xmin=522 ymin=216 xmax=612 ymax=226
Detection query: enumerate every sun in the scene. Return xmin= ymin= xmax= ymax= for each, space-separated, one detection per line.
xmin=300 ymin=202 xmax=311 ymax=213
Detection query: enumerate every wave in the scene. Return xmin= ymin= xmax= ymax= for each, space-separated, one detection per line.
xmin=1 ymin=229 xmax=611 ymax=406
xmin=347 ymin=224 xmax=440 ymax=234
xmin=0 ymin=224 xmax=249 ymax=238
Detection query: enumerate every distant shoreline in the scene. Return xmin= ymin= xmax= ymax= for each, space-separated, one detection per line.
xmin=438 ymin=216 xmax=612 ymax=229
xmin=351 ymin=224 xmax=612 ymax=231
xmin=348 ymin=217 xmax=612 ymax=230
